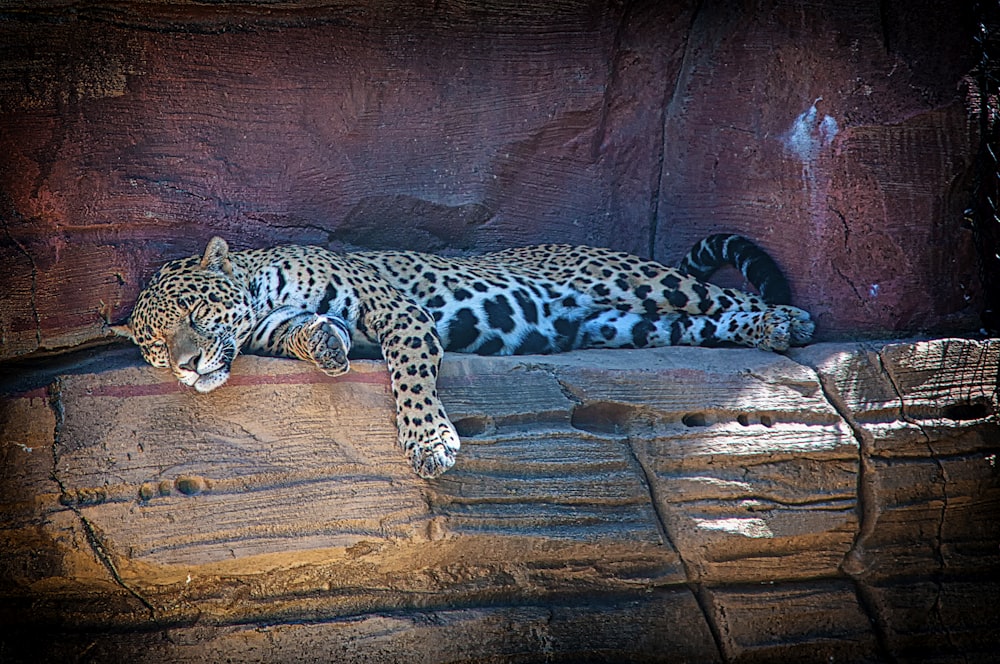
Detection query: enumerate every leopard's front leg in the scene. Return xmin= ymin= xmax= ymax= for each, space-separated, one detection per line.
xmin=362 ymin=294 xmax=461 ymax=479
xmin=248 ymin=307 xmax=352 ymax=376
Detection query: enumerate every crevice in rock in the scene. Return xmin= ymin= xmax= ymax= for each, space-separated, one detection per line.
xmin=850 ymin=578 xmax=897 ymax=664
xmin=803 ymin=356 xmax=895 ymax=662
xmin=833 ymin=263 xmax=866 ymax=304
xmin=46 ymin=376 xmax=156 ymax=620
xmin=260 ymin=216 xmax=337 ymax=246
xmin=552 ymin=374 xmax=585 ymax=407
xmin=813 ymin=371 xmax=880 ymax=572
xmin=591 ymin=1 xmax=628 ymax=162
xmin=650 ymin=1 xmax=705 ymax=259
xmin=624 ymin=439 xmax=728 ymax=663
xmin=76 ymin=512 xmax=156 ymax=618
xmin=876 ymin=349 xmax=958 ymax=654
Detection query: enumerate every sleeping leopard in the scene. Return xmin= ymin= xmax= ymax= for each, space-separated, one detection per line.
xmin=113 ymin=234 xmax=813 ymax=478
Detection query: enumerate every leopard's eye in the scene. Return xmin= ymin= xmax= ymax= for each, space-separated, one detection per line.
xmin=188 ymin=307 xmax=208 ymax=332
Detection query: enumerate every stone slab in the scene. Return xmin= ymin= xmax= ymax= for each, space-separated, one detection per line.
xmin=1 ymin=339 xmax=998 ymax=661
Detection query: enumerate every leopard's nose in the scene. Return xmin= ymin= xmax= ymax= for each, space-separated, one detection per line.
xmin=177 ymin=351 xmax=202 ymax=372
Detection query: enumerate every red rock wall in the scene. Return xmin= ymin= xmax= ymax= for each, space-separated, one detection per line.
xmin=0 ymin=1 xmax=982 ymax=358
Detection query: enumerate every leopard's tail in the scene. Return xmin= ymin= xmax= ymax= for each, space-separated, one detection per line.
xmin=678 ymin=234 xmax=792 ymax=305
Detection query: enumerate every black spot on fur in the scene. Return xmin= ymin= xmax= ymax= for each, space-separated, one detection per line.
xmin=700 ymin=319 xmax=719 ymax=346
xmin=426 ymin=295 xmax=445 ymax=309
xmin=446 ymin=308 xmax=479 ymax=350
xmin=670 ymin=316 xmax=691 ymax=345
xmin=631 ymin=319 xmax=655 ymax=347
xmin=454 ymin=288 xmax=473 ymax=301
xmin=593 ymin=283 xmax=610 ymax=298
xmin=600 ymin=324 xmax=616 ymax=340
xmin=423 ymin=332 xmax=440 ymax=356
xmin=512 ymin=290 xmax=538 ymax=324
xmin=319 ymin=283 xmax=338 ymax=314
xmin=484 ymin=295 xmax=515 ymax=333
xmin=667 ymin=290 xmax=689 ymax=309
xmin=642 ymin=299 xmax=658 ymax=319
xmin=692 ymin=283 xmax=711 ymax=313
xmin=515 ymin=330 xmax=550 ymax=354
xmin=660 ymin=274 xmax=681 ymax=289
xmin=476 ymin=336 xmax=504 ymax=355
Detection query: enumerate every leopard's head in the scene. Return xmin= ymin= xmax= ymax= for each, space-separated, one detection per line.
xmin=113 ymin=237 xmax=256 ymax=393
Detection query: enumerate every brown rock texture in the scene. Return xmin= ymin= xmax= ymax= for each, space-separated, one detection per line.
xmin=1 ymin=338 xmax=997 ymax=662
xmin=0 ymin=0 xmax=984 ymax=361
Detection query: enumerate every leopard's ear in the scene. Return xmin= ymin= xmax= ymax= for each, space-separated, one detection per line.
xmin=200 ymin=236 xmax=234 ymax=277
xmin=109 ymin=323 xmax=136 ymax=342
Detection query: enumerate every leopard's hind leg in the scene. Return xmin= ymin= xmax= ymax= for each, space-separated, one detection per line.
xmin=578 ymin=307 xmax=813 ymax=351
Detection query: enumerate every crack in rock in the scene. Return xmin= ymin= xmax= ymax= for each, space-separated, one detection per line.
xmin=46 ymin=376 xmax=156 ymax=620
xmin=876 ymin=348 xmax=957 ymax=653
xmin=790 ymin=349 xmax=895 ymax=662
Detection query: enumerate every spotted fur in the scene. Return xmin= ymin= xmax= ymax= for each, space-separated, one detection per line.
xmin=116 ymin=235 xmax=813 ymax=478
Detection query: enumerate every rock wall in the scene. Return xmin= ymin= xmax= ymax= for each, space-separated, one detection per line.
xmin=0 ymin=0 xmax=984 ymax=360
xmin=1 ymin=3 xmax=994 ymax=660
xmin=1 ymin=339 xmax=997 ymax=662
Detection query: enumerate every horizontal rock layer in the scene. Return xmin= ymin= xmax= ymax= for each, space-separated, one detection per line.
xmin=1 ymin=338 xmax=997 ymax=662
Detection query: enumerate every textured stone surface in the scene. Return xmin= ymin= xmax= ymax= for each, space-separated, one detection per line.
xmin=0 ymin=0 xmax=983 ymax=361
xmin=1 ymin=338 xmax=997 ymax=662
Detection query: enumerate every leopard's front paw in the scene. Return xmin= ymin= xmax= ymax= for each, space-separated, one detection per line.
xmin=776 ymin=305 xmax=815 ymax=346
xmin=306 ymin=315 xmax=352 ymax=376
xmin=402 ymin=420 xmax=461 ymax=479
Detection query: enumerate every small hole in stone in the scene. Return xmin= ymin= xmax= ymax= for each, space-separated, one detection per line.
xmin=943 ymin=400 xmax=991 ymax=422
xmin=759 ymin=414 xmax=774 ymax=428
xmin=453 ymin=416 xmax=490 ymax=437
xmin=737 ymin=413 xmax=750 ymax=426
xmin=175 ymin=476 xmax=204 ymax=496
xmin=682 ymin=413 xmax=707 ymax=427
xmin=571 ymin=402 xmax=636 ymax=435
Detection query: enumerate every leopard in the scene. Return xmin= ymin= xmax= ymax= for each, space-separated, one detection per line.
xmin=113 ymin=233 xmax=814 ymax=479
